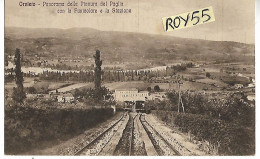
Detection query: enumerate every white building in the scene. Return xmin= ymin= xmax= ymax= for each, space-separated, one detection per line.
xmin=113 ymin=89 xmax=149 ymax=102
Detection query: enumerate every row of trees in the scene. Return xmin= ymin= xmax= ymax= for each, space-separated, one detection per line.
xmin=32 ymin=63 xmax=192 ymax=82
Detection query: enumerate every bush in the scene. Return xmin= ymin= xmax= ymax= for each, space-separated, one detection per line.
xmin=206 ymin=72 xmax=211 ymax=78
xmin=73 ymin=86 xmax=112 ymax=105
xmin=5 ymin=106 xmax=114 ymax=154
xmin=166 ymin=91 xmax=255 ymax=127
xmin=154 ymin=85 xmax=160 ymax=92
xmin=26 ymin=87 xmax=37 ymax=94
xmin=152 ymin=110 xmax=255 ymax=155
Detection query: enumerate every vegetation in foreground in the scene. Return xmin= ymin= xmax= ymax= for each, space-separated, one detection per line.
xmin=147 ymin=92 xmax=254 ymax=155
xmin=5 ymin=49 xmax=117 ymax=155
xmin=4 ymin=104 xmax=114 ymax=154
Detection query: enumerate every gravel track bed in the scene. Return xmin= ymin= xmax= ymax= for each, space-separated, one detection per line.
xmin=148 ymin=114 xmax=203 ymax=155
xmin=59 ymin=112 xmax=125 ymax=155
xmin=140 ymin=114 xmax=179 ymax=156
xmin=113 ymin=113 xmax=134 ymax=156
xmin=77 ymin=113 xmax=127 ymax=156
xmin=131 ymin=114 xmax=147 ymax=156
xmin=26 ymin=112 xmax=124 ymax=155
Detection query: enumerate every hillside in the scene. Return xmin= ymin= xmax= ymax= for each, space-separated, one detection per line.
xmin=5 ymin=27 xmax=254 ymax=66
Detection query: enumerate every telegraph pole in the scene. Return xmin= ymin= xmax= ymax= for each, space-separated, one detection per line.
xmin=177 ymin=80 xmax=184 ymax=113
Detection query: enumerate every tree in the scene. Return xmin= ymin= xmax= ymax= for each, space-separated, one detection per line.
xmin=154 ymin=85 xmax=160 ymax=92
xmin=147 ymin=87 xmax=152 ymax=92
xmin=94 ymin=50 xmax=102 ymax=90
xmin=92 ymin=50 xmax=107 ymax=101
xmin=4 ymin=54 xmax=8 ymax=66
xmin=206 ymin=72 xmax=211 ymax=78
xmin=73 ymin=87 xmax=111 ymax=105
xmin=166 ymin=91 xmax=179 ymax=111
xmin=27 ymin=87 xmax=37 ymax=94
xmin=12 ymin=48 xmax=26 ymax=104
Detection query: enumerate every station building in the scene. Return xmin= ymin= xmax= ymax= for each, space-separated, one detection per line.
xmin=113 ymin=89 xmax=149 ymax=111
xmin=113 ymin=89 xmax=149 ymax=102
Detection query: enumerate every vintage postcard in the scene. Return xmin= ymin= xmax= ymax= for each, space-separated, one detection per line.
xmin=3 ymin=0 xmax=255 ymax=156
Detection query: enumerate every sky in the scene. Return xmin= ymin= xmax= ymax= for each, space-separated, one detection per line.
xmin=5 ymin=0 xmax=255 ymax=43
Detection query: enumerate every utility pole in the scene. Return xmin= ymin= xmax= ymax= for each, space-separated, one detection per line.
xmin=177 ymin=80 xmax=184 ymax=113
xmin=177 ymin=81 xmax=180 ymax=113
xmin=133 ymin=101 xmax=136 ymax=113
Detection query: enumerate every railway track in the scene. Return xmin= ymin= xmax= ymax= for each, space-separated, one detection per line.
xmin=113 ymin=113 xmax=147 ymax=156
xmin=74 ymin=113 xmax=128 ymax=156
xmin=131 ymin=114 xmax=147 ymax=156
xmin=128 ymin=114 xmax=135 ymax=155
xmin=139 ymin=114 xmax=181 ymax=156
xmin=74 ymin=112 xmax=192 ymax=156
xmin=113 ymin=113 xmax=136 ymax=155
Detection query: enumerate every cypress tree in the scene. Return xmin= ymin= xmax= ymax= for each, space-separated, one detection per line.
xmin=94 ymin=50 xmax=102 ymax=89
xmin=12 ymin=48 xmax=26 ymax=104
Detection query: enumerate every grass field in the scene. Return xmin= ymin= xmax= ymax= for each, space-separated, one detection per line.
xmin=50 ymin=83 xmax=93 ymax=93
xmin=5 ymin=78 xmax=75 ymax=95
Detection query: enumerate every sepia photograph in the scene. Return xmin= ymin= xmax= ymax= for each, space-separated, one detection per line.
xmin=3 ymin=0 xmax=255 ymax=156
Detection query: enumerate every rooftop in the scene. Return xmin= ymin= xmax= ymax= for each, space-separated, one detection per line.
xmin=115 ymin=88 xmax=138 ymax=91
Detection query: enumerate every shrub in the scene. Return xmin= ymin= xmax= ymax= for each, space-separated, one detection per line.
xmin=206 ymin=72 xmax=211 ymax=78
xmin=152 ymin=110 xmax=255 ymax=155
xmin=26 ymin=87 xmax=37 ymax=94
xmin=166 ymin=91 xmax=254 ymax=127
xmin=154 ymin=85 xmax=160 ymax=92
xmin=5 ymin=106 xmax=114 ymax=154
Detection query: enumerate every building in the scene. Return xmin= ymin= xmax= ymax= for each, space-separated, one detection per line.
xmin=113 ymin=89 xmax=149 ymax=111
xmin=113 ymin=89 xmax=149 ymax=102
xmin=57 ymin=93 xmax=75 ymax=103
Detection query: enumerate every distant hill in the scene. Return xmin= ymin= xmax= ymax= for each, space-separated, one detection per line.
xmin=5 ymin=27 xmax=254 ymax=66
